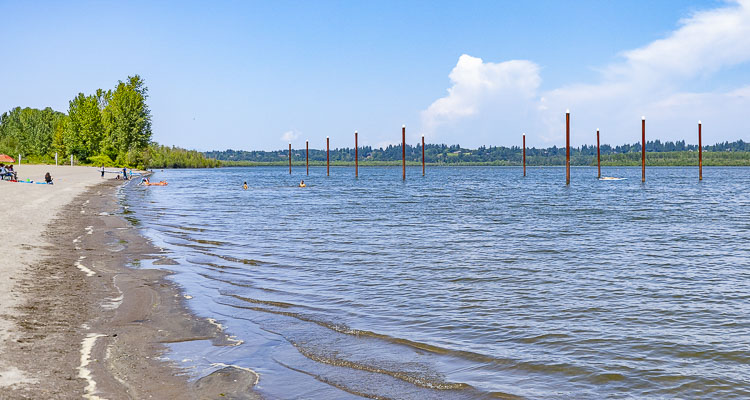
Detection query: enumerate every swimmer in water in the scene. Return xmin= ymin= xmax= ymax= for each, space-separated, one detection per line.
xmin=299 ymin=180 xmax=306 ymax=188
xmin=243 ymin=181 xmax=248 ymax=190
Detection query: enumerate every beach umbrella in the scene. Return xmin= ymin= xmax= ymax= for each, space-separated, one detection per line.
xmin=0 ymin=154 xmax=15 ymax=163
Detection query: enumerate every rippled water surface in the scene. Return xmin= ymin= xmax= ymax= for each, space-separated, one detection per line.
xmin=124 ymin=166 xmax=750 ymax=399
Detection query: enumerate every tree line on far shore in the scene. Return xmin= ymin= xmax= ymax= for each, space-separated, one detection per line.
xmin=207 ymin=139 xmax=750 ymax=166
xmin=0 ymin=75 xmax=218 ymax=169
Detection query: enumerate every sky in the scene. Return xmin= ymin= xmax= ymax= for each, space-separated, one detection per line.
xmin=2 ymin=0 xmax=749 ymax=151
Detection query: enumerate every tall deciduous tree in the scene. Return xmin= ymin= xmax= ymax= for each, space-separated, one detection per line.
xmin=0 ymin=106 xmax=66 ymax=157
xmin=65 ymin=93 xmax=104 ymax=160
xmin=102 ymin=75 xmax=152 ymax=162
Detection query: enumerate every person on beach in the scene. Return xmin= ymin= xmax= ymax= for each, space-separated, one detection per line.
xmin=44 ymin=172 xmax=53 ymax=184
xmin=100 ymin=166 xmax=105 ymax=178
xmin=243 ymin=181 xmax=248 ymax=190
xmin=299 ymin=180 xmax=306 ymax=188
xmin=122 ymin=167 xmax=129 ymax=180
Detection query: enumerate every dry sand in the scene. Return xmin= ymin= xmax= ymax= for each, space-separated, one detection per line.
xmin=0 ymin=165 xmax=103 ymax=380
xmin=0 ymin=165 xmax=259 ymax=398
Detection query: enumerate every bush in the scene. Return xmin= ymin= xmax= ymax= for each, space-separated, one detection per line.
xmin=87 ymin=154 xmax=116 ymax=167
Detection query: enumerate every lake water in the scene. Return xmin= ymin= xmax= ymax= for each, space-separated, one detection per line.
xmin=122 ymin=166 xmax=750 ymax=399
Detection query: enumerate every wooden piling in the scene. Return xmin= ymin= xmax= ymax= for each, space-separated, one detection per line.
xmin=402 ymin=125 xmax=406 ymax=181
xmin=326 ymin=136 xmax=330 ymax=177
xmin=523 ymin=133 xmax=526 ymax=177
xmin=306 ymin=140 xmax=309 ymax=176
xmin=698 ymin=121 xmax=702 ymax=181
xmin=422 ymin=134 xmax=425 ymax=176
xmin=355 ymin=131 xmax=358 ymax=178
xmin=596 ymin=129 xmax=601 ymax=179
xmin=288 ymin=143 xmax=292 ymax=174
xmin=566 ymin=110 xmax=570 ymax=185
xmin=641 ymin=116 xmax=646 ymax=183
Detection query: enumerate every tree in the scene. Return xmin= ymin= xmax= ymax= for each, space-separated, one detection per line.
xmin=65 ymin=93 xmax=104 ymax=160
xmin=0 ymin=106 xmax=66 ymax=158
xmin=102 ymin=75 xmax=152 ymax=162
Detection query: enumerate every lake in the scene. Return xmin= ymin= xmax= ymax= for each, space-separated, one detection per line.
xmin=122 ymin=166 xmax=750 ymax=399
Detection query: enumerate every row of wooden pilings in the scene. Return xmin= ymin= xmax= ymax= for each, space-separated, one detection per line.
xmin=290 ymin=125 xmax=425 ymax=180
xmin=287 ymin=112 xmax=705 ymax=182
xmin=563 ymin=111 xmax=704 ymax=183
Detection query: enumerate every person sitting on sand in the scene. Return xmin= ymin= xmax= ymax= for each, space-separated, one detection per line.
xmin=299 ymin=180 xmax=306 ymax=188
xmin=243 ymin=181 xmax=248 ymax=190
xmin=45 ymin=172 xmax=53 ymax=185
xmin=7 ymin=164 xmax=16 ymax=180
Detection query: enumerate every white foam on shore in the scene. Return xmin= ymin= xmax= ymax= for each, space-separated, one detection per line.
xmin=75 ymin=256 xmax=96 ymax=277
xmin=227 ymin=335 xmax=244 ymax=346
xmin=78 ymin=333 xmax=107 ymax=400
xmin=85 ymin=226 xmax=94 ymax=235
xmin=206 ymin=318 xmax=243 ymax=346
xmin=101 ymin=275 xmax=123 ymax=310
xmin=210 ymin=362 xmax=260 ymax=385
xmin=206 ymin=318 xmax=224 ymax=331
xmin=73 ymin=235 xmax=82 ymax=243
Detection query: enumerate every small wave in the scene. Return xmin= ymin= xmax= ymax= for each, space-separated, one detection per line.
xmin=194 ymin=239 xmax=228 ymax=246
xmin=216 ymin=254 xmax=261 ymax=265
xmin=292 ymin=343 xmax=471 ymax=391
xmin=228 ymin=293 xmax=295 ymax=309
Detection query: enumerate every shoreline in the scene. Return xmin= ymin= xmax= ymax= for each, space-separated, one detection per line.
xmin=0 ymin=173 xmax=260 ymax=398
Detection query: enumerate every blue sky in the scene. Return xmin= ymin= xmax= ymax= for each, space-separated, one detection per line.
xmin=2 ymin=0 xmax=748 ymax=150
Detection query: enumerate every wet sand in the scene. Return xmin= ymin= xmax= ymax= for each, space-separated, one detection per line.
xmin=0 ymin=166 xmax=259 ymax=398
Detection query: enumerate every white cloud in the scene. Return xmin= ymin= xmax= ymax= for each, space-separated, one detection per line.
xmin=421 ymin=55 xmax=542 ymax=146
xmin=422 ymin=0 xmax=750 ymax=147
xmin=612 ymin=0 xmax=750 ymax=83
xmin=281 ymin=130 xmax=300 ymax=143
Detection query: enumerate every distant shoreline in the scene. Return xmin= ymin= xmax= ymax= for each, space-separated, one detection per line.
xmin=218 ymin=160 xmax=750 ymax=167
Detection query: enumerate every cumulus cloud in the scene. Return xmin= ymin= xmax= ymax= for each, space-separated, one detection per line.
xmin=421 ymin=55 xmax=542 ymax=146
xmin=281 ymin=130 xmax=300 ymax=143
xmin=422 ymin=0 xmax=750 ymax=147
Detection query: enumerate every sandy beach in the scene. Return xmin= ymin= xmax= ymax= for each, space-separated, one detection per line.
xmin=0 ymin=165 xmax=103 ymax=358
xmin=0 ymin=165 xmax=259 ymax=398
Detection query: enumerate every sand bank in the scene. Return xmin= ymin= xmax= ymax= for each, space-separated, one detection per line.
xmin=0 ymin=166 xmax=103 ymax=349
xmin=0 ymin=166 xmax=259 ymax=398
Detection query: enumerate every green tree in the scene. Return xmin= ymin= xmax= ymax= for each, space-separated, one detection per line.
xmin=65 ymin=93 xmax=104 ymax=160
xmin=102 ymin=75 xmax=152 ymax=162
xmin=0 ymin=106 xmax=66 ymax=158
